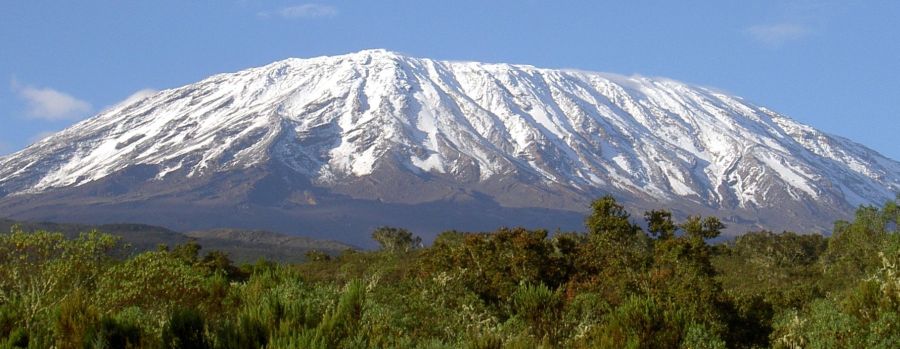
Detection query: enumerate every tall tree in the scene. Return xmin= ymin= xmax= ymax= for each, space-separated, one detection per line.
xmin=371 ymin=227 xmax=422 ymax=254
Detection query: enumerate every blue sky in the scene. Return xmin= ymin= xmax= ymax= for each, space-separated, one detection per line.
xmin=1 ymin=1 xmax=898 ymax=159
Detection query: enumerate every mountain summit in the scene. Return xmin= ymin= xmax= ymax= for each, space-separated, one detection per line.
xmin=1 ymin=49 xmax=897 ymax=244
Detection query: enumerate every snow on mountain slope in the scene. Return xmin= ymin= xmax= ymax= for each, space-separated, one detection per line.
xmin=0 ymin=49 xmax=898 ymax=221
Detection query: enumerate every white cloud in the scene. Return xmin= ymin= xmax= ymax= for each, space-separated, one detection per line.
xmin=97 ymin=88 xmax=158 ymax=113
xmin=120 ymin=88 xmax=158 ymax=106
xmin=29 ymin=131 xmax=57 ymax=144
xmin=746 ymin=23 xmax=812 ymax=46
xmin=259 ymin=3 xmax=338 ymax=19
xmin=12 ymin=80 xmax=92 ymax=120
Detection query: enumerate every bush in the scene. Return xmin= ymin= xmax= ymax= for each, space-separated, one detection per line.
xmin=510 ymin=283 xmax=563 ymax=343
xmin=82 ymin=316 xmax=141 ymax=349
xmin=162 ymin=308 xmax=208 ymax=349
xmin=94 ymin=251 xmax=216 ymax=325
xmin=583 ymin=295 xmax=683 ymax=349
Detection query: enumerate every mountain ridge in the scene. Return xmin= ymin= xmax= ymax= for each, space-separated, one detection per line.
xmin=0 ymin=218 xmax=354 ymax=263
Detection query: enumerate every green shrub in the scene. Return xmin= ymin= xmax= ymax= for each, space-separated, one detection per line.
xmin=82 ymin=316 xmax=141 ymax=349
xmin=510 ymin=283 xmax=563 ymax=343
xmin=53 ymin=288 xmax=98 ymax=349
xmin=2 ymin=328 xmax=28 ymax=349
xmin=162 ymin=308 xmax=208 ymax=349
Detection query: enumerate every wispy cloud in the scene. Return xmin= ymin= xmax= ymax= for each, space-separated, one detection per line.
xmin=11 ymin=80 xmax=92 ymax=120
xmin=119 ymin=88 xmax=158 ymax=106
xmin=746 ymin=23 xmax=812 ymax=46
xmin=745 ymin=0 xmax=833 ymax=47
xmin=258 ymin=3 xmax=338 ymax=19
xmin=29 ymin=130 xmax=57 ymax=144
xmin=97 ymin=88 xmax=158 ymax=113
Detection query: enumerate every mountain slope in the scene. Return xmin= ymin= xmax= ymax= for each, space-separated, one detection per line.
xmin=1 ymin=49 xmax=897 ymax=243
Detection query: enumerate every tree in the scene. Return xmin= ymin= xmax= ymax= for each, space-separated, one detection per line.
xmin=680 ymin=216 xmax=725 ymax=240
xmin=585 ymin=195 xmax=639 ymax=238
xmin=304 ymin=250 xmax=332 ymax=262
xmin=171 ymin=240 xmax=202 ymax=264
xmin=425 ymin=228 xmax=559 ymax=303
xmin=645 ymin=210 xmax=677 ymax=240
xmin=821 ymin=199 xmax=899 ymax=291
xmin=200 ymin=250 xmax=244 ymax=281
xmin=647 ymin=223 xmax=727 ymax=339
xmin=0 ymin=229 xmax=119 ymax=331
xmin=575 ymin=196 xmax=650 ymax=302
xmin=371 ymin=227 xmax=422 ymax=254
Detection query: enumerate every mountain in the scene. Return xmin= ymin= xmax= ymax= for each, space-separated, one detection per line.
xmin=0 ymin=219 xmax=354 ymax=263
xmin=1 ymin=49 xmax=898 ymax=245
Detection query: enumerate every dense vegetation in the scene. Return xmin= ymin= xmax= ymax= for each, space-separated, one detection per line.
xmin=1 ymin=196 xmax=898 ymax=348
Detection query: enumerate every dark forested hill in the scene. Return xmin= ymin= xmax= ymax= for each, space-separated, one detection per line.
xmin=0 ymin=218 xmax=353 ymax=263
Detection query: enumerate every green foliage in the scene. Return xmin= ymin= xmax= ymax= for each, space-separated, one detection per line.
xmin=510 ymin=283 xmax=563 ymax=343
xmin=0 ymin=303 xmax=19 ymax=340
xmin=585 ymin=195 xmax=640 ymax=239
xmin=426 ymin=228 xmax=563 ymax=303
xmin=170 ymin=240 xmax=202 ymax=265
xmin=0 ymin=195 xmax=898 ymax=347
xmin=316 ymin=279 xmax=366 ymax=346
xmin=575 ymin=196 xmax=650 ymax=302
xmin=645 ymin=210 xmax=677 ymax=240
xmin=304 ymin=249 xmax=331 ymax=262
xmin=82 ymin=316 xmax=141 ymax=349
xmin=715 ymin=230 xmax=827 ymax=321
xmin=161 ymin=308 xmax=208 ymax=349
xmin=582 ymin=295 xmax=683 ymax=348
xmin=0 ymin=229 xmax=119 ymax=331
xmin=2 ymin=327 xmax=28 ymax=349
xmin=199 ymin=251 xmax=244 ymax=281
xmin=646 ymin=225 xmax=728 ymax=340
xmin=680 ymin=323 xmax=727 ymax=349
xmin=211 ymin=314 xmax=267 ymax=349
xmin=769 ymin=199 xmax=900 ymax=349
xmin=53 ymin=288 xmax=98 ymax=349
xmin=94 ymin=251 xmax=216 ymax=325
xmin=821 ymin=202 xmax=899 ymax=291
xmin=680 ymin=215 xmax=725 ymax=240
xmin=371 ymin=226 xmax=422 ymax=254
xmin=464 ymin=332 xmax=503 ymax=349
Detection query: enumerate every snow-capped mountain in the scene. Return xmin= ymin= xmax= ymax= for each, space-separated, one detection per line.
xmin=0 ymin=49 xmax=897 ymax=243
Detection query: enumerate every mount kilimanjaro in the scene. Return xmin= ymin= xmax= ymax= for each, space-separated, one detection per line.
xmin=1 ymin=49 xmax=898 ymax=245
